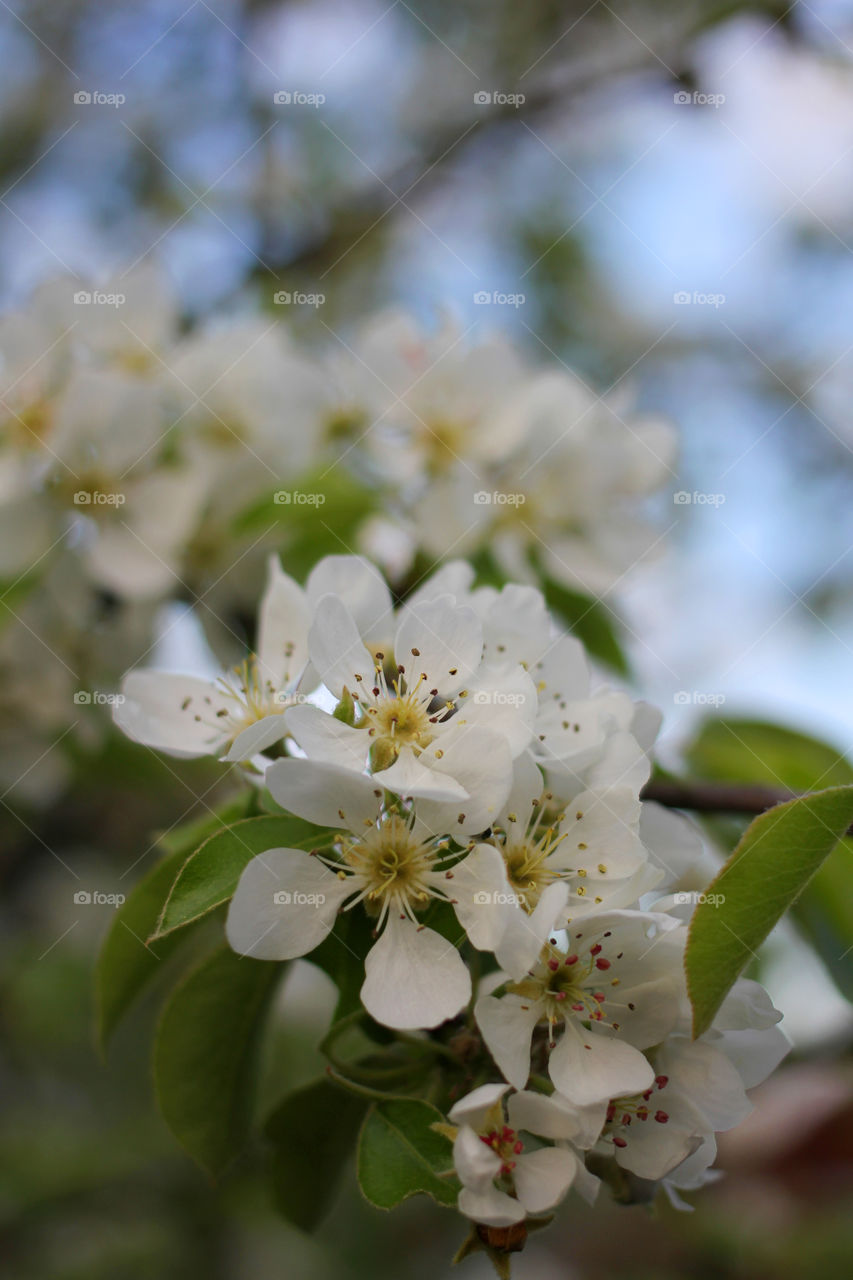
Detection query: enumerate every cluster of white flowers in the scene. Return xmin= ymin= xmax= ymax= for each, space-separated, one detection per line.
xmin=0 ymin=265 xmax=673 ymax=803
xmin=113 ymin=553 xmax=788 ymax=1230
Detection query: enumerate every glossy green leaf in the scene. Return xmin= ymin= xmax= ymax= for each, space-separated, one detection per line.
xmin=266 ymin=1078 xmax=369 ymax=1230
xmin=96 ymin=847 xmax=191 ymax=1052
xmin=154 ymin=815 xmax=335 ymax=940
xmin=686 ymin=785 xmax=853 ymax=1037
xmin=357 ymin=1098 xmax=458 ymax=1210
xmin=154 ymin=945 xmax=282 ymax=1175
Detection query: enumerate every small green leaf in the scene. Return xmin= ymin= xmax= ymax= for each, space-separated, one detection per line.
xmin=686 ymin=716 xmax=853 ymax=1000
xmin=686 ymin=785 xmax=853 ymax=1037
xmin=266 ymin=1078 xmax=369 ymax=1230
xmin=154 ymin=815 xmax=334 ymax=939
xmin=357 ymin=1098 xmax=459 ymax=1210
xmin=96 ymin=847 xmax=190 ymax=1052
xmin=154 ymin=945 xmax=282 ymax=1175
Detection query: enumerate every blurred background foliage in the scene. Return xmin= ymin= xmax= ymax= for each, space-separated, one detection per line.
xmin=3 ymin=0 xmax=853 ymax=1276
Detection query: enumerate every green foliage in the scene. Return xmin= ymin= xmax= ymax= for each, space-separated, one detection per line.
xmin=686 ymin=786 xmax=853 ymax=1036
xmin=686 ymin=716 xmax=853 ymax=999
xmin=96 ymin=847 xmax=193 ymax=1052
xmin=153 ymin=946 xmax=282 ymax=1176
xmin=357 ymin=1098 xmax=459 ymax=1210
xmin=153 ymin=814 xmax=335 ymax=940
xmin=265 ymin=1078 xmax=369 ymax=1231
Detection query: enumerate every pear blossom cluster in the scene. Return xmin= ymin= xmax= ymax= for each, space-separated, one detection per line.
xmin=0 ymin=266 xmax=674 ymax=802
xmin=113 ymin=553 xmax=789 ymax=1231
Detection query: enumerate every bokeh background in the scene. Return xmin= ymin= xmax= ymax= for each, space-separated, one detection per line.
xmin=2 ymin=1 xmax=853 ymax=1276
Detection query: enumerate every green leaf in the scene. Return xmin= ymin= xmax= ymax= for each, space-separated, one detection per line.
xmin=686 ymin=716 xmax=853 ymax=1001
xmin=154 ymin=815 xmax=335 ymax=940
xmin=686 ymin=785 xmax=853 ymax=1037
xmin=686 ymin=717 xmax=853 ymax=792
xmin=155 ymin=794 xmax=253 ymax=858
xmin=309 ymin=908 xmax=376 ymax=1021
xmin=96 ymin=847 xmax=190 ymax=1052
xmin=266 ymin=1078 xmax=369 ymax=1230
xmin=540 ymin=576 xmax=629 ymax=675
xmin=154 ymin=945 xmax=282 ymax=1175
xmin=357 ymin=1098 xmax=458 ymax=1210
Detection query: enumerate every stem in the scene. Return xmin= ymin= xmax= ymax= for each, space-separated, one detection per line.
xmin=640 ymin=777 xmax=853 ymax=834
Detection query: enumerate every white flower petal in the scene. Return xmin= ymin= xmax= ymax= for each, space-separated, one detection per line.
xmin=284 ymin=702 xmax=367 ymax=770
xmin=225 ymin=848 xmax=350 ymax=960
xmin=507 ymin=1089 xmax=605 ymax=1147
xmin=416 ymin=724 xmax=513 ymax=834
xmin=449 ymin=1083 xmax=510 ymax=1130
xmin=114 ymin=671 xmax=229 ymax=757
xmin=256 ymin=557 xmax=311 ymax=691
xmin=306 ymin=555 xmax=394 ymax=647
xmin=459 ymin=665 xmax=537 ymax=758
xmin=308 ymin=595 xmax=373 ymax=697
xmin=224 ymin=712 xmax=290 ymax=762
xmin=361 ymin=915 xmax=471 ymax=1030
xmin=514 ymin=1146 xmax=577 ymax=1215
xmin=549 ymin=1027 xmax=654 ymax=1106
xmin=474 ymin=993 xmax=543 ymax=1090
xmin=393 ymin=596 xmax=483 ymax=696
xmin=372 ymin=746 xmax=468 ymax=802
xmin=265 ymin=757 xmax=381 ymax=829
xmin=446 ymin=844 xmax=513 ymax=952
xmin=453 ymin=1125 xmax=502 ymax=1187
xmin=458 ymin=1184 xmax=524 ymax=1227
xmin=495 ymin=881 xmax=569 ymax=981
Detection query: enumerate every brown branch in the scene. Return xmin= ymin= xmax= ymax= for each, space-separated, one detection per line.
xmin=640 ymin=777 xmax=853 ymax=837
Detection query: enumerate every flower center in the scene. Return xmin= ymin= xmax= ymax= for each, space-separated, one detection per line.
xmin=336 ymin=814 xmax=450 ymax=923
xmin=605 ymin=1076 xmax=670 ymax=1149
xmin=510 ymin=931 xmax=624 ymax=1040
xmin=480 ymin=1125 xmax=524 ymax=1175
xmin=354 ymin=650 xmax=454 ymax=771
